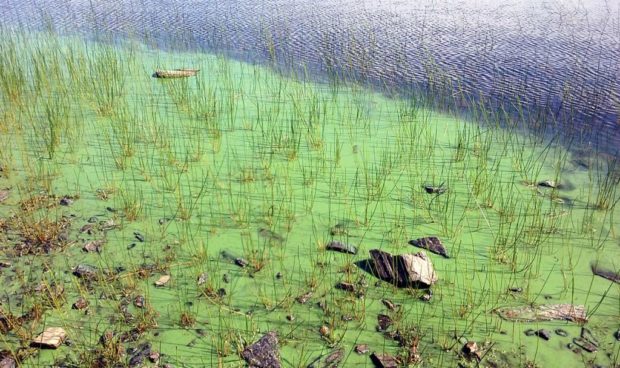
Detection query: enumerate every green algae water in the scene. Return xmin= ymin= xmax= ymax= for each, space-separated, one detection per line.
xmin=0 ymin=31 xmax=619 ymax=367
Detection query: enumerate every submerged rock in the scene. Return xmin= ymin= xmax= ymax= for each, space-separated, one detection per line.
xmin=241 ymin=331 xmax=280 ymax=368
xmin=325 ymin=241 xmax=358 ymax=255
xmin=322 ymin=349 xmax=344 ymax=367
xmin=134 ymin=232 xmax=145 ymax=242
xmin=31 ymin=327 xmax=67 ymax=349
xmin=590 ymin=262 xmax=620 ymax=283
xmin=536 ymin=329 xmax=552 ymax=340
xmin=408 ymin=237 xmax=449 ymax=258
xmin=376 ymin=314 xmax=392 ymax=332
xmin=0 ymin=189 xmax=9 ymax=203
xmin=258 ymin=228 xmax=285 ymax=243
xmin=354 ymin=344 xmax=369 ymax=354
xmin=72 ymin=264 xmax=99 ymax=280
xmin=370 ymin=353 xmax=398 ymax=368
xmin=462 ymin=341 xmax=481 ymax=360
xmin=423 ymin=184 xmax=447 ymax=195
xmin=82 ymin=240 xmax=104 ymax=253
xmin=128 ymin=342 xmax=151 ymax=367
xmin=555 ymin=329 xmax=569 ymax=337
xmin=0 ymin=352 xmax=16 ymax=368
xmin=368 ymin=249 xmax=437 ymax=287
xmin=295 ymin=291 xmax=313 ymax=304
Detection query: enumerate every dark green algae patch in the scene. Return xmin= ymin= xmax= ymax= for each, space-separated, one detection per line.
xmin=0 ymin=31 xmax=619 ymax=367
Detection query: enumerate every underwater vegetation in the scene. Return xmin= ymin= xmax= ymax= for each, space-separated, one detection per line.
xmin=0 ymin=27 xmax=619 ymax=368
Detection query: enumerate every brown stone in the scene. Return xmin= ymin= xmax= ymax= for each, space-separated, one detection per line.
xmin=369 ymin=249 xmax=437 ymax=287
xmin=370 ymin=353 xmax=398 ymax=368
xmin=31 ymin=327 xmax=67 ymax=349
xmin=72 ymin=297 xmax=89 ymax=310
xmin=155 ymin=275 xmax=170 ymax=287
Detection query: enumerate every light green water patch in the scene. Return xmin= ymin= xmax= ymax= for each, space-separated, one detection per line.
xmin=0 ymin=30 xmax=619 ymax=367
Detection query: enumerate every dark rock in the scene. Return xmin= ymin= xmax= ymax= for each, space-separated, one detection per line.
xmin=376 ymin=314 xmax=392 ymax=332
xmin=106 ymin=207 xmax=116 ymax=213
xmin=555 ymin=329 xmax=569 ymax=337
xmin=223 ymin=274 xmax=230 ymax=283
xmin=536 ymin=329 xmax=551 ymax=340
xmin=275 ymin=272 xmax=282 ymax=279
xmin=87 ymin=216 xmax=98 ymax=223
xmin=325 ymin=241 xmax=357 ymax=255
xmin=423 ymin=185 xmax=447 ymax=195
xmin=370 ymin=353 xmax=398 ymax=368
xmin=354 ymin=344 xmax=369 ymax=354
xmin=235 ymin=257 xmax=249 ymax=268
xmin=462 ymin=341 xmax=481 ymax=360
xmin=580 ymin=327 xmax=598 ymax=347
xmin=368 ymin=249 xmax=437 ymax=287
xmin=127 ymin=243 xmax=136 ymax=250
xmin=524 ymin=329 xmax=536 ymax=336
xmin=59 ymin=197 xmax=73 ymax=206
xmin=335 ymin=282 xmax=356 ymax=292
xmin=241 ymin=331 xmax=280 ymax=368
xmin=80 ymin=224 xmax=95 ymax=234
xmin=408 ymin=236 xmax=449 ymax=258
xmin=538 ymin=180 xmax=557 ymax=188
xmin=72 ymin=297 xmax=88 ymax=310
xmin=0 ymin=313 xmax=13 ymax=334
xmin=0 ymin=261 xmax=10 ymax=268
xmin=72 ymin=264 xmax=99 ymax=280
xmin=573 ymin=337 xmax=597 ymax=352
xmin=614 ymin=329 xmax=620 ymax=341
xmin=286 ymin=315 xmax=294 ymax=322
xmin=128 ymin=342 xmax=151 ymax=367
xmin=158 ymin=218 xmax=170 ymax=225
xmin=591 ymin=262 xmax=620 ymax=283
xmin=134 ymin=232 xmax=145 ymax=242
xmin=508 ymin=287 xmax=523 ymax=293
xmin=217 ymin=288 xmax=226 ymax=298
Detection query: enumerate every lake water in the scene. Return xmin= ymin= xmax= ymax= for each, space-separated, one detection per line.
xmin=3 ymin=0 xmax=619 ymax=152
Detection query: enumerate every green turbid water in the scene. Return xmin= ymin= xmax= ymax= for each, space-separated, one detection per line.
xmin=0 ymin=31 xmax=619 ymax=367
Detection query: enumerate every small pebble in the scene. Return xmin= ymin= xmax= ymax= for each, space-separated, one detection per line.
xmin=106 ymin=206 xmax=116 ymax=212
xmin=134 ymin=232 xmax=145 ymax=242
xmin=524 ymin=329 xmax=536 ymax=336
xmin=286 ymin=315 xmax=295 ymax=322
xmin=275 ymin=272 xmax=282 ymax=279
xmin=88 ymin=216 xmax=98 ymax=223
xmin=354 ymin=344 xmax=369 ymax=354
xmin=127 ymin=243 xmax=136 ymax=250
xmin=223 ymin=274 xmax=230 ymax=283
xmin=614 ymin=329 xmax=620 ymax=341
xmin=59 ymin=197 xmax=73 ymax=206
xmin=555 ymin=329 xmax=569 ymax=337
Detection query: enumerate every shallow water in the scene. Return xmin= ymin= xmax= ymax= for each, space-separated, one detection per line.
xmin=2 ymin=0 xmax=619 ymax=153
xmin=0 ymin=31 xmax=618 ymax=367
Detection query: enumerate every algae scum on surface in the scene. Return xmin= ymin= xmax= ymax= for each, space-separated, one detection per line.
xmin=0 ymin=30 xmax=619 ymax=367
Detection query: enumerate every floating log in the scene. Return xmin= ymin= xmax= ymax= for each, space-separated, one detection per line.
xmin=408 ymin=237 xmax=449 ymax=258
xmin=153 ymin=69 xmax=199 ymax=78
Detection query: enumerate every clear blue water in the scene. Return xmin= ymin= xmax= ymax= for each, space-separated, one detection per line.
xmin=2 ymin=0 xmax=619 ymax=153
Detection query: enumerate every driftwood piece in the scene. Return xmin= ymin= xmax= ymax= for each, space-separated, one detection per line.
xmin=153 ymin=69 xmax=199 ymax=78
xmin=241 ymin=331 xmax=281 ymax=368
xmin=368 ymin=249 xmax=437 ymax=287
xmin=408 ymin=237 xmax=449 ymax=258
xmin=494 ymin=304 xmax=587 ymax=323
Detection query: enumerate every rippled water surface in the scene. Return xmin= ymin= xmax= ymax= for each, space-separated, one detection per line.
xmin=3 ymin=0 xmax=619 ymax=150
